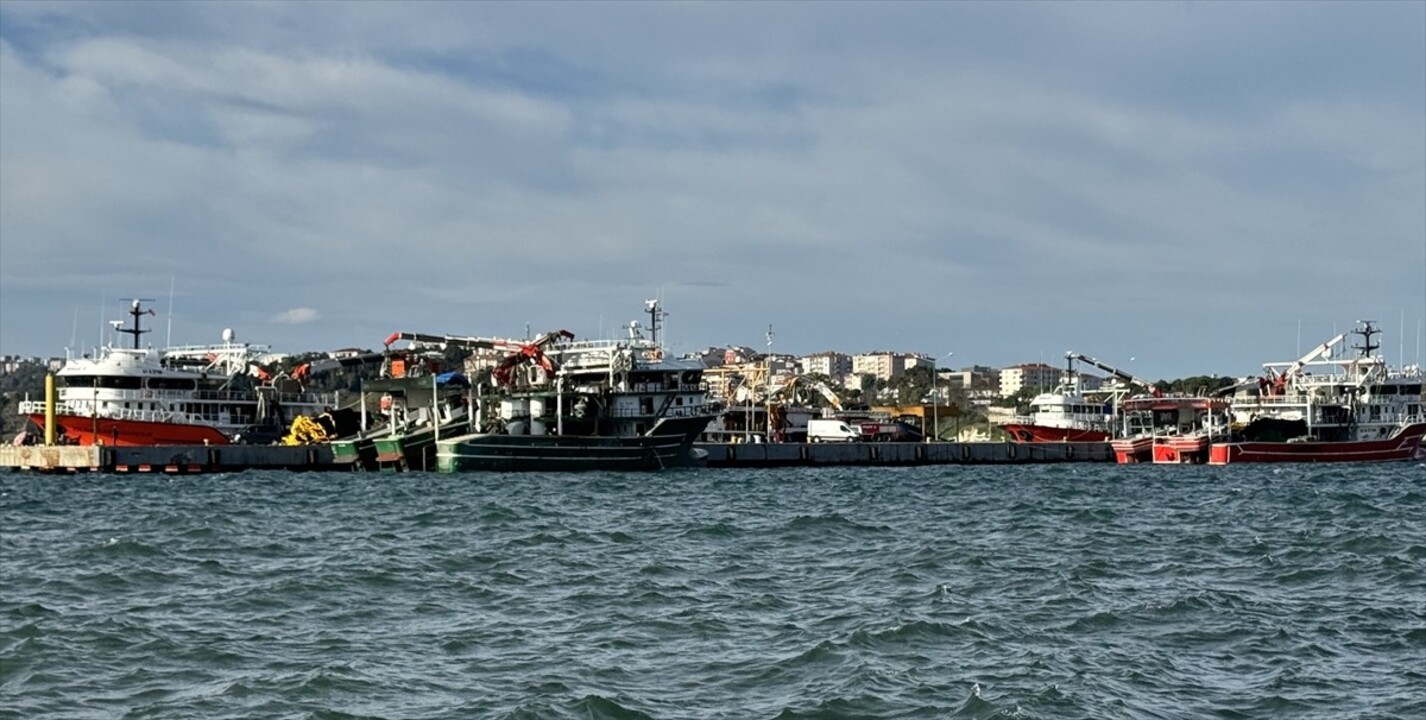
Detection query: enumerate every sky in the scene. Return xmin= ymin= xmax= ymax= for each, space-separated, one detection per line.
xmin=1 ymin=1 xmax=1423 ymax=381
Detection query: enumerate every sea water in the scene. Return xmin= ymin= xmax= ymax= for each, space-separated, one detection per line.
xmin=2 ymin=464 xmax=1423 ymax=719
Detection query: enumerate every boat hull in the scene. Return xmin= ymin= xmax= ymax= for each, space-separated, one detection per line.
xmin=27 ymin=413 xmax=231 ymax=446
xmin=1111 ymin=437 xmax=1153 ymax=464
xmin=1208 ymin=423 xmax=1426 ymax=464
xmin=1001 ymin=423 xmax=1111 ymax=443
xmin=1153 ymin=436 xmax=1212 ymax=464
xmin=374 ymin=430 xmax=440 ymax=472
xmin=331 ymin=437 xmax=379 ymax=471
xmin=436 ymin=415 xmax=713 ymax=472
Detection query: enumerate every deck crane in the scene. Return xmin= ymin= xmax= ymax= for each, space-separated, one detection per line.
xmin=1263 ymin=331 xmax=1347 ymax=395
xmin=382 ymin=329 xmax=576 ymax=386
xmin=1071 ymin=353 xmax=1161 ymax=397
xmin=489 ymin=329 xmax=576 ymax=386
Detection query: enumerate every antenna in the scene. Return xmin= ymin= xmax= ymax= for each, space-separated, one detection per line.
xmin=644 ymin=299 xmax=667 ymax=344
xmin=765 ymin=323 xmax=774 ymax=351
xmin=166 ymin=276 xmax=175 ymax=348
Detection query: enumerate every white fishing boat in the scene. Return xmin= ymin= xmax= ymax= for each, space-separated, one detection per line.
xmin=17 ymin=299 xmax=339 ymax=446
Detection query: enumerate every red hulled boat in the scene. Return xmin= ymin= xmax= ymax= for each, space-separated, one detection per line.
xmin=1207 ymin=322 xmax=1425 ymax=464
xmin=18 ymin=299 xmax=339 ymax=446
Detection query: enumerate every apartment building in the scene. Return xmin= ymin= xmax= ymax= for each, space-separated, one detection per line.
xmin=851 ymin=351 xmax=909 ymax=382
xmin=799 ymin=351 xmax=852 ymax=377
xmin=998 ymin=363 xmax=1062 ymax=397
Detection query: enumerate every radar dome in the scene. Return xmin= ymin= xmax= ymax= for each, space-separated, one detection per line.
xmin=222 ymin=328 xmax=235 ymax=343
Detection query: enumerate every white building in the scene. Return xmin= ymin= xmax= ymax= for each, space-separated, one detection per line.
xmin=999 ymin=363 xmax=1061 ymax=397
xmin=852 ymin=351 xmax=910 ymax=382
xmin=800 ymin=351 xmax=852 ymax=378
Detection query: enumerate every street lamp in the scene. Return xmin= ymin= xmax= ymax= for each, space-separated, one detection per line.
xmin=930 ymin=351 xmax=953 ymax=442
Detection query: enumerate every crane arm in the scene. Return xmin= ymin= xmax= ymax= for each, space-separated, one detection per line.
xmin=813 ymin=381 xmax=843 ymax=411
xmin=489 ymin=329 xmax=576 ymax=386
xmin=1274 ymin=332 xmax=1347 ymax=380
xmin=1073 ymin=353 xmax=1160 ymax=396
xmin=291 ymin=351 xmax=387 ymax=381
xmin=383 ymin=331 xmax=500 ymax=350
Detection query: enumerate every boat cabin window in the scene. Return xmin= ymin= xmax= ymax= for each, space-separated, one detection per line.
xmin=147 ymin=377 xmax=198 ymax=391
xmin=60 ymin=375 xmax=144 ymax=390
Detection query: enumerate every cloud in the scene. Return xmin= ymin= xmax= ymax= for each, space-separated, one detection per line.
xmin=0 ymin=2 xmax=1421 ymax=377
xmin=272 ymin=308 xmax=321 ymax=325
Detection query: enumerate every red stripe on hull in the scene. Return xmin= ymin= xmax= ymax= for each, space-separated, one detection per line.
xmin=27 ymin=414 xmax=232 ymax=446
xmin=1001 ymin=424 xmax=1111 ymax=443
xmin=1208 ymin=423 xmax=1426 ymax=465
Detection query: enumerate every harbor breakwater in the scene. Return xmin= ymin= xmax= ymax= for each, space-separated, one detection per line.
xmin=0 ymin=442 xmax=1108 ymax=473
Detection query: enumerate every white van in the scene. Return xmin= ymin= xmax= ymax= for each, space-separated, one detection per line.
xmin=807 ymin=418 xmax=861 ymax=442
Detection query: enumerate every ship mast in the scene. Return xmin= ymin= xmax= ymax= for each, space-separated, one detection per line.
xmin=644 ymin=299 xmax=668 ymax=344
xmin=117 ymin=299 xmax=156 ymax=349
xmin=1352 ymin=320 xmax=1380 ymax=359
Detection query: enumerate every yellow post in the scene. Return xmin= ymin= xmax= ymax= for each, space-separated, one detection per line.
xmin=44 ymin=374 xmax=56 ymax=446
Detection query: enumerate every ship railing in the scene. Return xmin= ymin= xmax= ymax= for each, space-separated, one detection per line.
xmin=17 ymin=399 xmax=84 ymax=415
xmin=15 ymin=398 xmax=262 ymax=428
xmin=661 ymin=405 xmax=716 ymax=418
xmin=68 ymin=386 xmax=327 ymax=405
xmin=602 ymin=404 xmax=716 ymax=419
xmin=183 ymin=389 xmax=333 ymax=404
xmin=1240 ymin=394 xmax=1313 ymax=407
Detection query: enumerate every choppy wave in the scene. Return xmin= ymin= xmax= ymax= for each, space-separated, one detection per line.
xmin=3 ymin=464 xmax=1424 ymax=719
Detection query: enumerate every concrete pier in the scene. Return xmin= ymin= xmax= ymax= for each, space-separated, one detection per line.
xmin=697 ymin=441 xmax=1112 ymax=467
xmin=1 ymin=441 xmax=1109 ymax=473
xmin=0 ymin=444 xmax=335 ymax=474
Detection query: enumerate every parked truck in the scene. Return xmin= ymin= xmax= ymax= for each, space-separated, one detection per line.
xmin=842 ymin=413 xmax=925 ymax=442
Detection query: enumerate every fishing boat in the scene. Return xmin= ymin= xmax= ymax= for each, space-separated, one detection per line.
xmin=1208 ymin=321 xmax=1426 ymax=464
xmin=1001 ymin=352 xmax=1159 ymax=443
xmin=434 ymin=301 xmax=720 ymax=472
xmin=17 ymin=300 xmax=338 ymax=446
xmin=326 ymin=338 xmax=476 ymax=471
xmin=1111 ymin=394 xmax=1232 ymax=464
xmin=1000 ymin=354 xmax=1113 ymax=443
